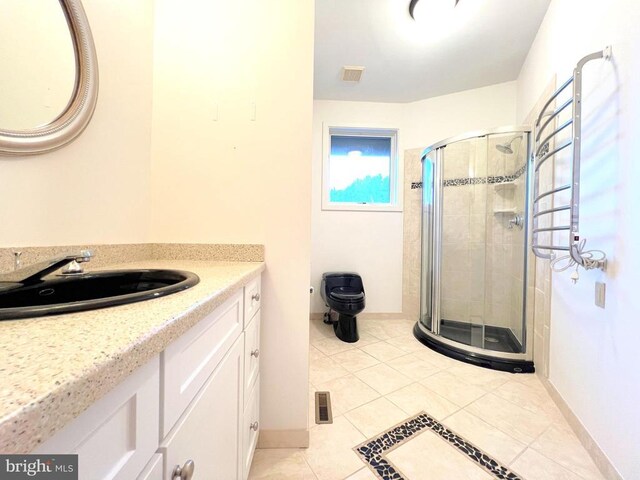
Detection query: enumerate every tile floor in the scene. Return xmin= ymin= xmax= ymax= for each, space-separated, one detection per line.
xmin=248 ymin=318 xmax=604 ymax=480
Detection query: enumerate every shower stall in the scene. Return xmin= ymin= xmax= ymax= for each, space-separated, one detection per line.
xmin=413 ymin=127 xmax=534 ymax=373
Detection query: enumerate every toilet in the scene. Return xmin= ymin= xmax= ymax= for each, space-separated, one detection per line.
xmin=320 ymin=272 xmax=365 ymax=343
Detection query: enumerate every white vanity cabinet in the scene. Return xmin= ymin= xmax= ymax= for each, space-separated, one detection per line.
xmin=160 ymin=335 xmax=244 ymax=480
xmin=35 ymin=274 xmax=262 ymax=480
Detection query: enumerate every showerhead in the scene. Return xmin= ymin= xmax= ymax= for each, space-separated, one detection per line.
xmin=495 ymin=135 xmax=520 ymax=155
xmin=496 ymin=143 xmax=513 ymax=154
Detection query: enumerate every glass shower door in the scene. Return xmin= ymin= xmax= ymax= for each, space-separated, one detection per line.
xmin=438 ymin=136 xmax=489 ymax=349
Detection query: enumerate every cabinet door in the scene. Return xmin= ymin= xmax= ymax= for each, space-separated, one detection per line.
xmin=138 ymin=454 xmax=163 ymax=480
xmin=242 ymin=378 xmax=260 ymax=480
xmin=34 ymin=357 xmax=160 ymax=480
xmin=243 ymin=275 xmax=261 ymax=328
xmin=161 ymin=336 xmax=244 ymax=480
xmin=162 ymin=291 xmax=243 ymax=437
xmin=243 ymin=310 xmax=261 ymax=405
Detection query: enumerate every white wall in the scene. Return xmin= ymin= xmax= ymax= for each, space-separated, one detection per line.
xmin=517 ymin=1 xmax=640 ymax=477
xmin=311 ymin=82 xmax=517 ymax=313
xmin=0 ymin=0 xmax=155 ymax=247
xmin=150 ymin=0 xmax=314 ymax=439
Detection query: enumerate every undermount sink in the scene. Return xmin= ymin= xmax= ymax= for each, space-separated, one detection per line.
xmin=0 ymin=269 xmax=200 ymax=320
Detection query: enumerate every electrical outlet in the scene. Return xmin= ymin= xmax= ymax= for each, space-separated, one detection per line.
xmin=595 ymin=282 xmax=606 ymax=308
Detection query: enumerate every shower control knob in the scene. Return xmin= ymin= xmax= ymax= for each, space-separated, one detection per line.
xmin=172 ymin=460 xmax=195 ymax=480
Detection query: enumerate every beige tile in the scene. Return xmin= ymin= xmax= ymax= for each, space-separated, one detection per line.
xmin=511 ymin=448 xmax=583 ymax=480
xmin=531 ymin=426 xmax=604 ymax=480
xmin=420 ymin=371 xmax=487 ymax=407
xmin=386 ymin=430 xmax=493 ymax=480
xmin=385 ymin=334 xmax=425 ymax=353
xmin=330 ymin=349 xmax=380 ymax=373
xmin=359 ymin=341 xmax=406 ymax=362
xmin=309 ymin=319 xmax=334 ymax=341
xmin=447 ymin=363 xmax=513 ymax=390
xmin=354 ymin=363 xmax=413 ymax=395
xmin=344 ymin=397 xmax=409 ymax=438
xmin=344 ymin=467 xmax=377 ymax=479
xmin=466 ymin=393 xmax=552 ymax=444
xmin=411 ymin=347 xmax=460 ymax=369
xmin=309 ymin=346 xmax=326 ymax=361
xmin=314 ymin=374 xmax=380 ymax=416
xmin=494 ymin=380 xmax=564 ymax=420
xmin=358 ymin=323 xmax=392 ymax=340
xmin=312 ymin=337 xmax=356 ymax=356
xmin=385 ymin=382 xmax=459 ymax=420
xmin=511 ymin=371 xmax=545 ymax=388
xmin=353 ymin=332 xmax=383 ymax=347
xmin=249 ymin=448 xmax=317 ymax=479
xmin=443 ymin=410 xmax=527 ymax=465
xmin=304 ymin=417 xmax=367 ymax=480
xmin=309 ymin=354 xmax=349 ymax=385
xmin=386 ymin=354 xmax=441 ymax=380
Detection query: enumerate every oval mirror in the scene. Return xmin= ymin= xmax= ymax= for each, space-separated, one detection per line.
xmin=0 ymin=0 xmax=98 ymax=156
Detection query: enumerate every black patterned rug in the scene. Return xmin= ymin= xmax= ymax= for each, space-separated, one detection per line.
xmin=353 ymin=412 xmax=523 ymax=480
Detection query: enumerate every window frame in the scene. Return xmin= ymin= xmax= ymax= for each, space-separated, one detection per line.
xmin=322 ymin=125 xmax=401 ymax=212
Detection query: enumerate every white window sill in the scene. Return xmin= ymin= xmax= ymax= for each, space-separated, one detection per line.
xmin=321 ymin=203 xmax=403 ymax=213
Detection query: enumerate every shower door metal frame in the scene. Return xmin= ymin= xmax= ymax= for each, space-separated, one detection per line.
xmin=417 ymin=126 xmax=534 ymax=366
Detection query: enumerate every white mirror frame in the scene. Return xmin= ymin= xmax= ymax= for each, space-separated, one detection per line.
xmin=0 ymin=0 xmax=98 ymax=156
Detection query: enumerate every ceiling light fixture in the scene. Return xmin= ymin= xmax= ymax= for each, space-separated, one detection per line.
xmin=409 ymin=0 xmax=460 ymax=20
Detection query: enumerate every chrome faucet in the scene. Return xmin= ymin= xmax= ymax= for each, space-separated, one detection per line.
xmin=0 ymin=250 xmax=94 ymax=285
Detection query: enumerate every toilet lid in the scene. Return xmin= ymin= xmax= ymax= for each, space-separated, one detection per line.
xmin=329 ymin=288 xmax=365 ymax=302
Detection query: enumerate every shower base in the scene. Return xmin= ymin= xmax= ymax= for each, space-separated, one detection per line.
xmin=413 ymin=323 xmax=535 ymax=373
xmin=439 ymin=319 xmax=520 ymax=353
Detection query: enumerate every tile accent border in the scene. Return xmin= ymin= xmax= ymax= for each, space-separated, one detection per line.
xmin=411 ymin=163 xmax=527 ymax=189
xmin=353 ymin=412 xmax=523 ymax=480
xmin=540 ymin=376 xmax=623 ymax=480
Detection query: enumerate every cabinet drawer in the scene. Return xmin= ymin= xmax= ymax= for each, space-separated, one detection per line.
xmin=244 ymin=310 xmax=261 ymax=404
xmin=35 ymin=357 xmax=160 ymax=480
xmin=243 ymin=275 xmax=261 ymax=327
xmin=161 ymin=336 xmax=244 ymax=480
xmin=242 ymin=378 xmax=260 ymax=480
xmin=137 ymin=453 xmax=163 ymax=480
xmin=162 ymin=290 xmax=243 ymax=437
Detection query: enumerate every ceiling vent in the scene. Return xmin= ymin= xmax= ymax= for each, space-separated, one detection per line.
xmin=342 ymin=66 xmax=365 ymax=82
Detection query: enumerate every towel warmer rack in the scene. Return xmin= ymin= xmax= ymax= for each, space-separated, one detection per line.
xmin=531 ymin=47 xmax=611 ymax=272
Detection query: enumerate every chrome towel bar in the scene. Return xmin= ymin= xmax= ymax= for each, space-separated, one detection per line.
xmin=531 ymin=47 xmax=611 ymax=272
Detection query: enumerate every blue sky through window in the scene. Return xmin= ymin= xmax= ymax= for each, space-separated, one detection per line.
xmin=329 ymin=136 xmax=391 ymax=204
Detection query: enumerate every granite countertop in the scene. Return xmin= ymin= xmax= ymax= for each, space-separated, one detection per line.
xmin=0 ymin=259 xmax=265 ymax=454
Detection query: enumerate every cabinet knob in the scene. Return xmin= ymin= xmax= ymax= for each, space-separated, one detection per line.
xmin=250 ymin=421 xmax=259 ymax=431
xmin=172 ymin=459 xmax=195 ymax=480
xmin=250 ymin=348 xmax=260 ymax=358
xmin=252 ymin=292 xmax=261 ymax=302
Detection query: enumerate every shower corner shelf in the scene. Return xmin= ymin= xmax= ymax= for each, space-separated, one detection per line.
xmin=493 ymin=208 xmax=517 ymax=214
xmin=531 ymin=47 xmax=611 ymax=273
xmin=493 ymin=182 xmax=516 ymax=192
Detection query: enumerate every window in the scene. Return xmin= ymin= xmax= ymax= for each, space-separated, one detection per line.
xmin=322 ymin=126 xmax=400 ymax=211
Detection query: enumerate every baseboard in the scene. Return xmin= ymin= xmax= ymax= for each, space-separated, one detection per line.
xmin=309 ymin=312 xmax=406 ymax=321
xmin=257 ymin=429 xmax=309 ymax=449
xmin=540 ymin=375 xmax=623 ymax=480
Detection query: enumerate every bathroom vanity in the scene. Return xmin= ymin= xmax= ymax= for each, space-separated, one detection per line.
xmin=0 ymin=251 xmax=264 ymax=480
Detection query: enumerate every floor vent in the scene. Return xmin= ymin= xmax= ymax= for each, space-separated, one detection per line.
xmin=315 ymin=391 xmax=333 ymax=424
